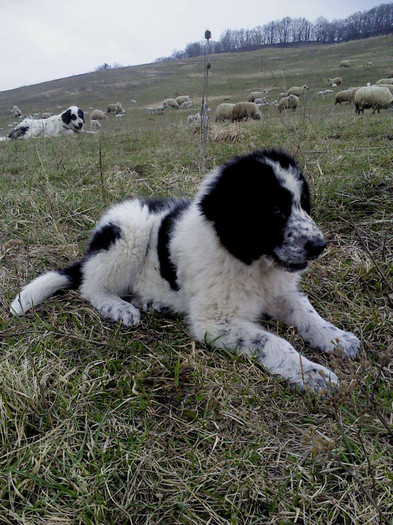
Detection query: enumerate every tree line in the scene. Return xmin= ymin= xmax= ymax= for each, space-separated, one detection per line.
xmin=156 ymin=3 xmax=393 ymax=61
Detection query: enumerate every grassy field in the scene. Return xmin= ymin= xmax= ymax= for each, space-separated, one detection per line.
xmin=0 ymin=35 xmax=392 ymax=524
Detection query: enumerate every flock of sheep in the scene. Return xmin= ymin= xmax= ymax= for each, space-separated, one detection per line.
xmin=211 ymin=62 xmax=393 ymax=123
xmin=3 ymin=59 xmax=392 ymax=140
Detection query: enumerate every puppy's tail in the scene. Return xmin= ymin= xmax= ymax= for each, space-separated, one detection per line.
xmin=10 ymin=262 xmax=82 ymax=316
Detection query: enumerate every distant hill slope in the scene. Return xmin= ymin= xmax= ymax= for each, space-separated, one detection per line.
xmin=1 ymin=34 xmax=392 ymax=123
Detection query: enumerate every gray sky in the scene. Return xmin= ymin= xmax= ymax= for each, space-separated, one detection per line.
xmin=0 ymin=0 xmax=385 ymax=92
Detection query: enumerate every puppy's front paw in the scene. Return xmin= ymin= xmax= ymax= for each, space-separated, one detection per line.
xmin=301 ymin=363 xmax=339 ymax=395
xmin=315 ymin=324 xmax=361 ymax=359
xmin=331 ymin=329 xmax=361 ymax=359
xmin=100 ymin=303 xmax=141 ymax=327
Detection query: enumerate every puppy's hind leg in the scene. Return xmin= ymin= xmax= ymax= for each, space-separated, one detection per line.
xmin=80 ymin=253 xmax=141 ymax=327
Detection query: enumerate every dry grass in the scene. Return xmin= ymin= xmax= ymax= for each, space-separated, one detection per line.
xmin=0 ymin=36 xmax=392 ymax=524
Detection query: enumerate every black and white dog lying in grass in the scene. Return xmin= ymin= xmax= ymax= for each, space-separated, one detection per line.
xmin=10 ymin=149 xmax=360 ymax=393
xmin=7 ymin=106 xmax=84 ymax=140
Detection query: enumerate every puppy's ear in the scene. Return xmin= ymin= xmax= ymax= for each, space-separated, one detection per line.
xmin=61 ymin=109 xmax=72 ymax=125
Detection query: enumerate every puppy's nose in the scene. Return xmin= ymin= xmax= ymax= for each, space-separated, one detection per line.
xmin=305 ymin=239 xmax=327 ymax=258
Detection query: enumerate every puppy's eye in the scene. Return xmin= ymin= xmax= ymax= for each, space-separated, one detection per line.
xmin=272 ymin=207 xmax=281 ymax=215
xmin=71 ymin=115 xmax=77 ymax=120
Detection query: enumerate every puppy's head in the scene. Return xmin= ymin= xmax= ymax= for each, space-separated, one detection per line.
xmin=198 ymin=149 xmax=326 ymax=272
xmin=61 ymin=106 xmax=84 ymax=132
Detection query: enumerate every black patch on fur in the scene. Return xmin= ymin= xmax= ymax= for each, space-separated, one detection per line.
xmin=77 ymin=109 xmax=85 ymax=122
xmin=157 ymin=200 xmax=190 ymax=290
xmin=263 ymin=149 xmax=297 ymax=170
xmin=61 ymin=109 xmax=72 ymax=125
xmin=265 ymin=149 xmax=310 ymax=213
xmin=59 ymin=261 xmax=83 ymax=289
xmin=8 ymin=126 xmax=29 ymax=139
xmin=142 ymin=198 xmax=182 ymax=214
xmin=199 ymin=149 xmax=299 ymax=264
xmin=87 ymin=222 xmax=122 ymax=255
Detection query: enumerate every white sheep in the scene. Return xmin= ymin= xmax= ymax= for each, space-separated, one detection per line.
xmin=278 ymin=95 xmax=299 ymax=112
xmin=180 ymin=101 xmax=192 ymax=109
xmin=340 ymin=60 xmax=352 ymax=68
xmin=374 ymin=84 xmax=393 ymax=94
xmin=11 ymin=106 xmax=22 ymax=118
xmin=366 ymin=61 xmax=374 ymax=67
xmin=254 ymin=97 xmax=267 ymax=105
xmin=248 ymin=91 xmax=264 ymax=102
xmin=354 ymin=86 xmax=393 ymax=114
xmin=154 ymin=105 xmax=166 ymax=114
xmin=287 ymin=85 xmax=309 ymax=97
xmin=90 ymin=119 xmax=102 ymax=130
xmin=376 ymin=78 xmax=393 ymax=86
xmin=328 ymin=77 xmax=342 ymax=87
xmin=163 ymin=98 xmax=179 ymax=109
xmin=115 ymin=113 xmax=125 ymax=121
xmin=232 ymin=102 xmax=261 ymax=121
xmin=130 ymin=99 xmax=137 ymax=103
xmin=176 ymin=95 xmax=191 ymax=105
xmin=91 ymin=109 xmax=108 ymax=121
xmin=187 ymin=113 xmax=201 ymax=126
xmin=334 ymin=88 xmax=358 ymax=105
xmin=146 ymin=107 xmax=154 ymax=115
xmin=215 ymin=103 xmax=235 ymax=122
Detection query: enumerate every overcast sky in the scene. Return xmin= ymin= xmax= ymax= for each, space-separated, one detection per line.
xmin=0 ymin=0 xmax=385 ymax=92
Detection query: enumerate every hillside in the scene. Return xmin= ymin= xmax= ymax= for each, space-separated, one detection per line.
xmin=1 ymin=34 xmax=392 ymax=127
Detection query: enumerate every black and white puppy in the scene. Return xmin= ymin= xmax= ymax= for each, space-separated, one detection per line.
xmin=8 ymin=106 xmax=84 ymax=139
xmin=10 ymin=149 xmax=360 ymax=393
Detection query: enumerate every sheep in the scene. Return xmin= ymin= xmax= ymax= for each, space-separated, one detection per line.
xmin=278 ymin=95 xmax=299 ymax=112
xmin=277 ymin=92 xmax=286 ymax=101
xmin=366 ymin=61 xmax=374 ymax=67
xmin=130 ymin=99 xmax=137 ymax=103
xmin=354 ymin=86 xmax=393 ymax=115
xmin=90 ymin=119 xmax=102 ymax=130
xmin=339 ymin=60 xmax=351 ymax=68
xmin=187 ymin=113 xmax=201 ymax=126
xmin=328 ymin=77 xmax=342 ymax=87
xmin=154 ymin=105 xmax=165 ymax=114
xmin=176 ymin=95 xmax=191 ymax=105
xmin=287 ymin=85 xmax=309 ymax=97
xmin=376 ymin=78 xmax=393 ymax=86
xmin=334 ymin=88 xmax=358 ymax=105
xmin=180 ymin=101 xmax=192 ymax=109
xmin=374 ymin=84 xmax=393 ymax=94
xmin=115 ymin=113 xmax=125 ymax=121
xmin=254 ymin=97 xmax=267 ymax=105
xmin=232 ymin=102 xmax=261 ymax=122
xmin=107 ymin=102 xmax=125 ymax=114
xmin=163 ymin=98 xmax=179 ymax=109
xmin=248 ymin=91 xmax=264 ymax=102
xmin=91 ymin=109 xmax=107 ymax=121
xmin=11 ymin=106 xmax=22 ymax=118
xmin=215 ymin=103 xmax=235 ymax=122
xmin=42 ymin=112 xmax=54 ymax=119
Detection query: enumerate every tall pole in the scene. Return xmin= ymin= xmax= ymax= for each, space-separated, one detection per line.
xmin=201 ymin=30 xmax=211 ymax=172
